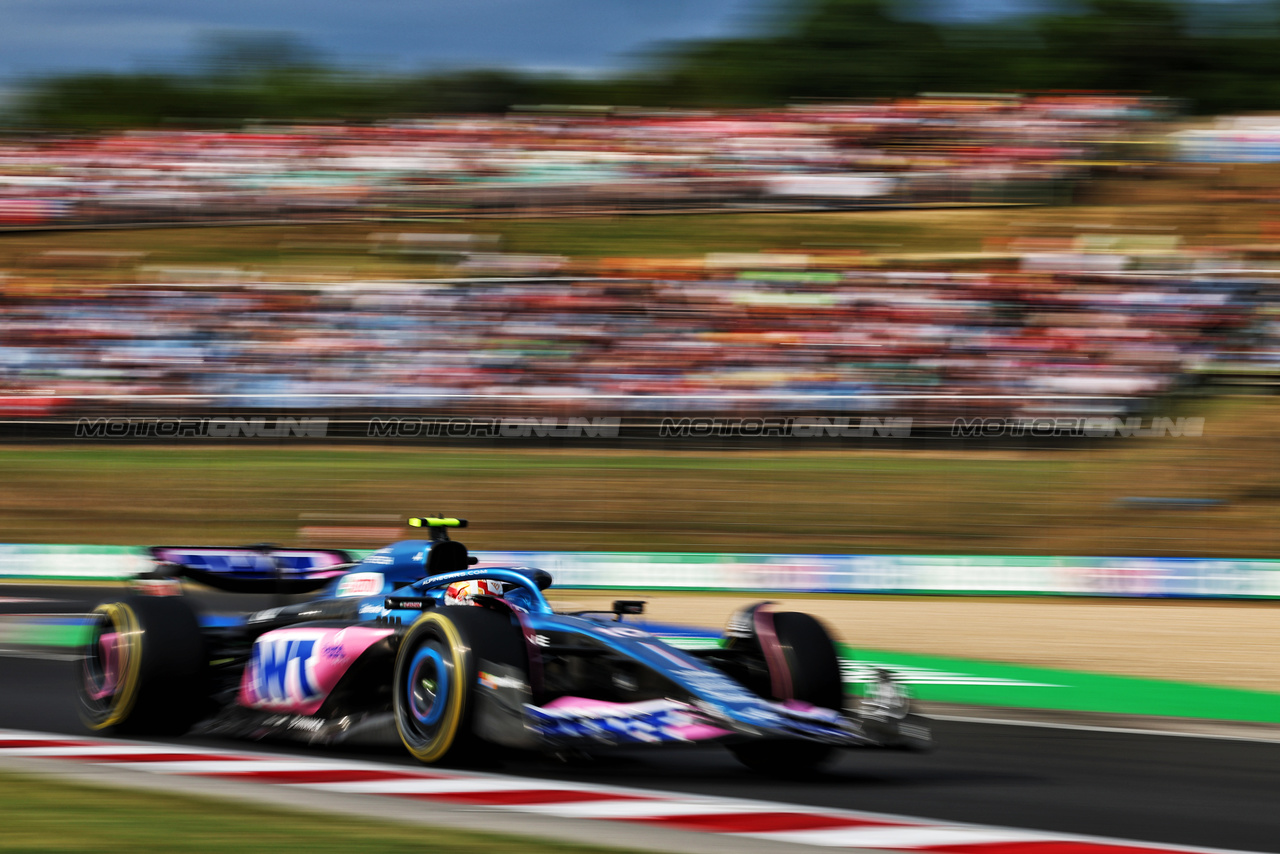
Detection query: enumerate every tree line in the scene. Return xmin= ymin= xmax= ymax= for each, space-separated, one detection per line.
xmin=13 ymin=0 xmax=1280 ymax=127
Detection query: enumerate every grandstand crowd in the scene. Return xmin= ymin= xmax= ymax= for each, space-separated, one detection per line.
xmin=1 ymin=262 xmax=1273 ymax=420
xmin=0 ymin=95 xmax=1160 ymax=223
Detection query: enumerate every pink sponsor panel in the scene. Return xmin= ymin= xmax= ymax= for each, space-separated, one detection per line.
xmin=541 ymin=696 xmax=732 ymax=741
xmin=239 ymin=626 xmax=394 ymax=715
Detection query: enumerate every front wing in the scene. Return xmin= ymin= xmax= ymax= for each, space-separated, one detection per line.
xmin=517 ymin=696 xmax=930 ymax=750
xmin=470 ymin=652 xmax=932 ymax=753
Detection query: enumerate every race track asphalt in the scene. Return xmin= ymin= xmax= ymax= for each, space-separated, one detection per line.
xmin=3 ymin=585 xmax=1279 ymax=853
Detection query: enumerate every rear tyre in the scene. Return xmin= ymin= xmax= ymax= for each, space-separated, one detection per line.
xmin=392 ymin=606 xmax=526 ymax=765
xmin=77 ymin=595 xmax=209 ymax=736
xmin=728 ymin=611 xmax=844 ymax=775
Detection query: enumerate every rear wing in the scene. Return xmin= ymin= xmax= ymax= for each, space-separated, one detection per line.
xmin=148 ymin=546 xmax=355 ymax=594
xmin=408 ymin=517 xmax=466 ymax=543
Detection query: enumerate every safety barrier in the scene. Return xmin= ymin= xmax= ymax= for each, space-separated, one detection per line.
xmin=2 ymin=544 xmax=1278 ymax=598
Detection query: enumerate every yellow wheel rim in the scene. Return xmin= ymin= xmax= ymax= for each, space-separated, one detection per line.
xmin=83 ymin=602 xmax=143 ymax=730
xmin=396 ymin=612 xmax=467 ymax=763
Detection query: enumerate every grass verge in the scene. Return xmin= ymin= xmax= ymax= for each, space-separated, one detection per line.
xmin=4 ymin=194 xmax=1280 ymax=279
xmin=0 ymin=397 xmax=1276 ymax=556
xmin=0 ymin=771 xmax=648 ymax=854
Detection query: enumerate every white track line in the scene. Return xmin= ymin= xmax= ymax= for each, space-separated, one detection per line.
xmin=933 ymin=713 xmax=1280 ymax=744
xmin=516 ymin=800 xmax=763 ymax=818
xmin=105 ymin=760 xmax=363 ymax=774
xmin=744 ymin=826 xmax=1059 ymax=847
xmin=0 ymin=649 xmax=83 ymax=661
xmin=302 ymin=778 xmax=574 ymax=794
xmin=0 ymin=745 xmax=197 ymax=757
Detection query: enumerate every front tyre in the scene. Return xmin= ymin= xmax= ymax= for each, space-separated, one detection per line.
xmin=392 ymin=607 xmax=524 ymax=765
xmin=728 ymin=610 xmax=844 ymax=775
xmin=77 ymin=595 xmax=208 ymax=736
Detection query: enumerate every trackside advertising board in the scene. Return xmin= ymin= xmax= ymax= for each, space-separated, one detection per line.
xmin=474 ymin=552 xmax=1280 ymax=598
xmin=1 ymin=544 xmax=1279 ymax=598
xmin=0 ymin=544 xmax=150 ymax=581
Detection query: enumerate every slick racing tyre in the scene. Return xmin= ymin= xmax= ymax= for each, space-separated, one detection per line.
xmin=77 ymin=595 xmax=209 ymax=736
xmin=728 ymin=610 xmax=844 ymax=775
xmin=393 ymin=606 xmax=526 ymax=765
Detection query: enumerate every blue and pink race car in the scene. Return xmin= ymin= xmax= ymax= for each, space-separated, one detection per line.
xmin=78 ymin=518 xmax=930 ymax=772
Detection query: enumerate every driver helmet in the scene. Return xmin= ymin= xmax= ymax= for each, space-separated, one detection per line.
xmin=444 ymin=579 xmax=504 ymax=606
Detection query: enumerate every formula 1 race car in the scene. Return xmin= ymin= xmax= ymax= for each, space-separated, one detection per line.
xmin=78 ymin=518 xmax=931 ymax=772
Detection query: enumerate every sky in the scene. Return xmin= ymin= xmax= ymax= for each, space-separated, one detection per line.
xmin=1 ymin=0 xmax=765 ymax=79
xmin=0 ymin=0 xmax=1040 ymax=81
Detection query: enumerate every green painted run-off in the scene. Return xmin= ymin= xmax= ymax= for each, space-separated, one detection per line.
xmin=843 ymin=645 xmax=1280 ymax=724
